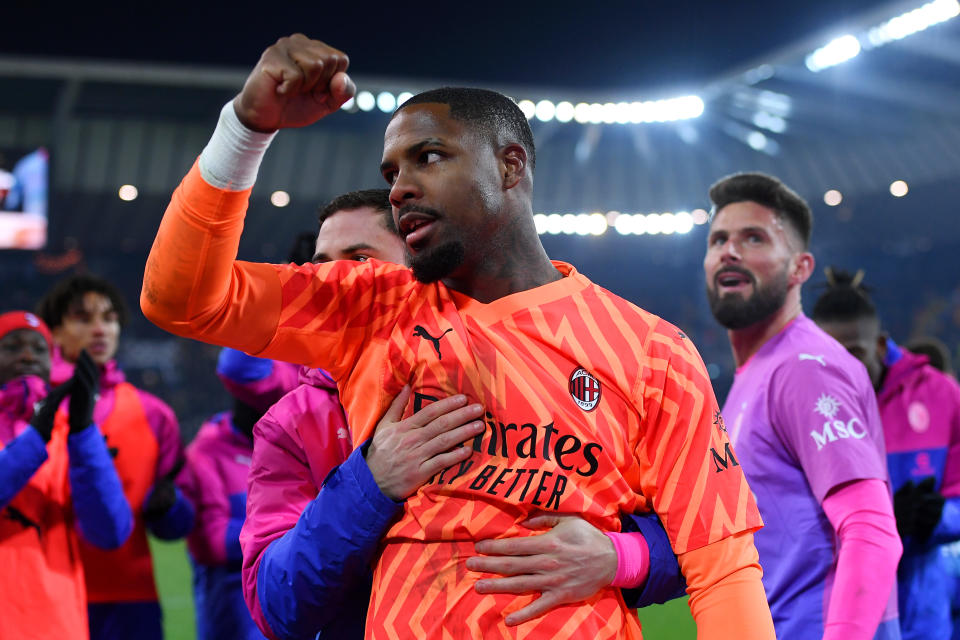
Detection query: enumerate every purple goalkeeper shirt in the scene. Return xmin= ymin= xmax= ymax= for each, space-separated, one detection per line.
xmin=723 ymin=314 xmax=896 ymax=638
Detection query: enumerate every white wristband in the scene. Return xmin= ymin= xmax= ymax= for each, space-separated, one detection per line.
xmin=198 ymin=101 xmax=277 ymax=191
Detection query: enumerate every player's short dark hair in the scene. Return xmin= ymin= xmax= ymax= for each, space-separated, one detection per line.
xmin=36 ymin=274 xmax=129 ymax=329
xmin=906 ymin=337 xmax=952 ymax=373
xmin=811 ymin=267 xmax=877 ymax=324
xmin=709 ymin=172 xmax=812 ymax=248
xmin=317 ymin=189 xmax=395 ymax=234
xmin=396 ymin=87 xmax=536 ymax=171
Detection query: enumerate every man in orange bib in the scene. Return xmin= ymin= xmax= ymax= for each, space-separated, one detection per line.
xmin=0 ymin=311 xmax=132 ymax=640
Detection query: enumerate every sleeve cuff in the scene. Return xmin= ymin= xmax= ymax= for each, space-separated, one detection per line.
xmin=198 ymin=101 xmax=277 ymax=191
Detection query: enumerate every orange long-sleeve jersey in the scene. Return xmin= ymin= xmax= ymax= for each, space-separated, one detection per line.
xmin=142 ymin=161 xmax=774 ymax=639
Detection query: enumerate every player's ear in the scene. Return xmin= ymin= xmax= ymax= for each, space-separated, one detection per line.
xmin=500 ymin=144 xmax=527 ymax=190
xmin=790 ymin=251 xmax=815 ymax=286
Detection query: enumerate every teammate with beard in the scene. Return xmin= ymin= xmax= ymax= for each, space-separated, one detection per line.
xmin=703 ymin=172 xmax=902 ymax=639
xmin=141 ymin=34 xmax=774 ymax=639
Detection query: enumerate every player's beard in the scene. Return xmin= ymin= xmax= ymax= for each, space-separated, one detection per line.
xmin=409 ymin=240 xmax=465 ymax=283
xmin=707 ymin=265 xmax=789 ymax=329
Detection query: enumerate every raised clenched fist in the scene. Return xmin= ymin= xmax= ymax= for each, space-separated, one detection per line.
xmin=233 ymin=34 xmax=356 ymax=133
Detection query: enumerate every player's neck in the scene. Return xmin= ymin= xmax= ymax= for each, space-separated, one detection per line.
xmin=728 ymin=289 xmax=803 ymax=368
xmin=443 ymin=235 xmax=561 ymax=303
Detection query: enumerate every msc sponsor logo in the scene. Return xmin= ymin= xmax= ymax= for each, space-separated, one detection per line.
xmin=710 ymin=442 xmax=739 ymax=473
xmin=810 ymin=393 xmax=867 ymax=450
xmin=569 ymin=367 xmax=601 ymax=412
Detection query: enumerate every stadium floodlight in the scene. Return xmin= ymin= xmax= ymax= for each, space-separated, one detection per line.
xmin=546 ymin=213 xmax=564 ymax=235
xmin=753 ymin=111 xmax=787 ymax=133
xmin=555 ymin=101 xmax=575 ymax=123
xmin=574 ymin=213 xmax=593 ymax=235
xmin=805 ymin=34 xmax=862 ymax=72
xmin=674 ymin=211 xmax=694 ymax=234
xmin=535 ymin=100 xmax=556 ymax=122
xmin=340 ymin=96 xmax=356 ymax=111
xmin=890 ymin=180 xmax=909 ymax=197
xmin=589 ymin=213 xmax=608 ymax=236
xmin=659 ymin=213 xmax=677 ymax=235
xmin=518 ymin=100 xmax=536 ymax=120
xmin=270 ymin=190 xmax=290 ymax=207
xmin=614 ymin=213 xmax=634 ymax=235
xmin=355 ymin=91 xmax=376 ymax=112
xmin=632 ymin=214 xmax=648 ymax=235
xmin=533 ymin=214 xmax=548 ymax=234
xmin=747 ymin=131 xmax=769 ymax=150
xmin=692 ymin=209 xmax=709 ymax=225
xmin=646 ymin=214 xmax=663 ymax=235
xmin=118 ymin=184 xmax=138 ymax=201
xmin=396 ymin=91 xmax=414 ymax=106
xmin=377 ymin=92 xmax=397 ymax=113
xmin=824 ymin=189 xmax=843 ymax=206
xmin=561 ymin=213 xmax=578 ymax=234
xmin=574 ymin=103 xmax=592 ymax=124
xmin=867 ymin=0 xmax=960 ymax=47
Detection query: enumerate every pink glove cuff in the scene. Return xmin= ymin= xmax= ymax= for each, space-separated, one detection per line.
xmin=604 ymin=531 xmax=650 ymax=589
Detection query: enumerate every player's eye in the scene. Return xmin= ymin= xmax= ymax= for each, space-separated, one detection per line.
xmin=419 ymin=151 xmax=442 ymax=164
xmin=351 ymin=255 xmax=370 ymax=262
xmin=709 ymin=234 xmax=726 ymax=247
xmin=382 ymin=170 xmax=398 ymax=185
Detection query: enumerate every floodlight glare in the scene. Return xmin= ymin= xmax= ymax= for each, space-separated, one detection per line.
xmin=674 ymin=211 xmax=694 ymax=234
xmin=890 ymin=180 xmax=909 ymax=197
xmin=518 ymin=100 xmax=536 ymax=120
xmin=377 ymin=92 xmax=397 ymax=113
xmin=535 ymin=100 xmax=556 ymax=122
xmin=824 ymin=189 xmax=843 ymax=206
xmin=396 ymin=92 xmax=414 ymax=106
xmin=533 ymin=214 xmax=548 ymax=235
xmin=555 ymin=101 xmax=575 ymax=123
xmin=614 ymin=214 xmax=634 ymax=235
xmin=546 ymin=214 xmax=564 ymax=235
xmin=118 ymin=185 xmax=138 ymax=201
xmin=747 ymin=131 xmax=768 ymax=150
xmin=355 ymin=91 xmax=376 ymax=112
xmin=574 ymin=103 xmax=592 ymax=124
xmin=270 ymin=190 xmax=290 ymax=207
xmin=806 ymin=34 xmax=861 ymax=72
xmin=868 ymin=0 xmax=959 ymax=47
xmin=589 ymin=213 xmax=608 ymax=236
xmin=340 ymin=97 xmax=356 ymax=111
xmin=692 ymin=209 xmax=709 ymax=225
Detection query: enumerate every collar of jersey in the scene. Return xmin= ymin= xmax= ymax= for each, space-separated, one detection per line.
xmin=445 ymin=261 xmax=589 ymax=324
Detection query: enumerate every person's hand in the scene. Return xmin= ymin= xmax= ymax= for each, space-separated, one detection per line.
xmin=893 ymin=479 xmax=917 ymax=538
xmin=466 ymin=513 xmax=618 ymax=626
xmin=365 ymin=386 xmax=484 ymax=501
xmin=67 ymin=350 xmax=99 ymax=434
xmin=28 ymin=381 xmax=72 ymax=443
xmin=144 ymin=458 xmax=185 ymax=522
xmin=913 ymin=476 xmax=945 ymax=542
xmin=233 ymin=33 xmax=355 ymax=133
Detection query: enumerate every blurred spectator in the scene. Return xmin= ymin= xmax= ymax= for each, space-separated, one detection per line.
xmin=814 ymin=267 xmax=960 ymax=640
xmin=36 ymin=275 xmax=193 ymax=640
xmin=907 ymin=336 xmax=954 ymax=378
xmin=0 ymin=312 xmax=131 ymax=639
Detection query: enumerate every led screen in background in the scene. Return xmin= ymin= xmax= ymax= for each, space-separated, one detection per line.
xmin=0 ymin=147 xmax=48 ymax=250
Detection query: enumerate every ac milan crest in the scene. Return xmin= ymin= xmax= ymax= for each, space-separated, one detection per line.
xmin=569 ymin=367 xmax=601 ymax=412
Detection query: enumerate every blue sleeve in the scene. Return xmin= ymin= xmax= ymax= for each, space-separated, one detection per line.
xmin=619 ymin=511 xmax=687 ymax=608
xmin=257 ymin=441 xmax=403 ymax=640
xmin=68 ymin=425 xmax=134 ymax=549
xmin=226 ymin=492 xmax=246 ymax=566
xmin=931 ymin=496 xmax=960 ymax=546
xmin=145 ymin=486 xmax=196 ymax=540
xmin=217 ymin=348 xmax=274 ymax=383
xmin=0 ymin=426 xmax=49 ymax=510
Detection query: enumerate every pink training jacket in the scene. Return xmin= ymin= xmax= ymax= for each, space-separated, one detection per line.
xmin=239 ymin=366 xmax=352 ymax=636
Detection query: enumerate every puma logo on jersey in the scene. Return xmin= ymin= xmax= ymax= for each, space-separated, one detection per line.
xmin=799 ymin=353 xmax=826 ymax=366
xmin=413 ymin=325 xmax=453 ymax=360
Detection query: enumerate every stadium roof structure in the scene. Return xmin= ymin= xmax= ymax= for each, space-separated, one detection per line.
xmin=0 ymin=0 xmax=957 ymax=253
